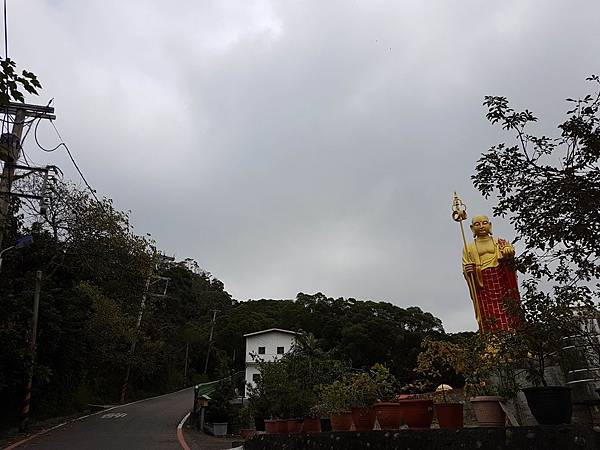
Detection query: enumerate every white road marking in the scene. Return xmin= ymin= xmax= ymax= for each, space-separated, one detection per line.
xmin=101 ymin=412 xmax=128 ymax=419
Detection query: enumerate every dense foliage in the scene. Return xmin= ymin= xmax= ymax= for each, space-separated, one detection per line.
xmin=0 ymin=182 xmax=234 ymax=428
xmin=221 ymin=292 xmax=445 ymax=382
xmin=475 ymin=77 xmax=600 ymax=286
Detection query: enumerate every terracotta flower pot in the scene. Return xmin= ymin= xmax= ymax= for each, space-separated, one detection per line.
xmin=286 ymin=418 xmax=303 ymax=433
xmin=434 ymin=403 xmax=463 ymax=428
xmin=264 ymin=419 xmax=279 ymax=434
xmin=330 ymin=412 xmax=353 ymax=431
xmin=470 ymin=396 xmax=505 ymax=426
xmin=522 ymin=386 xmax=572 ymax=425
xmin=397 ymin=399 xmax=433 ymax=428
xmin=373 ymin=402 xmax=403 ymax=430
xmin=240 ymin=428 xmax=255 ymax=440
xmin=351 ymin=407 xmax=376 ymax=432
xmin=302 ymin=417 xmax=321 ymax=433
xmin=276 ymin=419 xmax=288 ymax=433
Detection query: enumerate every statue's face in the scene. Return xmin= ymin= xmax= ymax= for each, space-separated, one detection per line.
xmin=471 ymin=215 xmax=492 ymax=237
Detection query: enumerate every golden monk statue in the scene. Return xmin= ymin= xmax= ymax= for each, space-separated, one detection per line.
xmin=462 ymin=215 xmax=520 ymax=332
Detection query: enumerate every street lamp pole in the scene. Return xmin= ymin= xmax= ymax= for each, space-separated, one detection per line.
xmin=0 ymin=235 xmax=34 ymax=273
xmin=0 ymin=245 xmax=15 ymax=272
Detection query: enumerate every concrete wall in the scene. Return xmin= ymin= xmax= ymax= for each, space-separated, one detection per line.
xmin=244 ymin=331 xmax=296 ymax=397
xmin=245 ymin=331 xmax=296 ymax=363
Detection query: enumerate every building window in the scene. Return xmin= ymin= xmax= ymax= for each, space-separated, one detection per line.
xmin=252 ymin=373 xmax=260 ymax=382
xmin=258 ymin=346 xmax=265 ymax=354
xmin=277 ymin=346 xmax=284 ymax=354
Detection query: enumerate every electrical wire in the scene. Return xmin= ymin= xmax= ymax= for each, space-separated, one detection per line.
xmin=48 ymin=120 xmax=102 ymax=205
xmin=34 ymin=116 xmax=62 ymax=152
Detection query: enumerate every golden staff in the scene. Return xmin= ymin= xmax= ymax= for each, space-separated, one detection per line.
xmin=452 ymin=192 xmax=482 ymax=330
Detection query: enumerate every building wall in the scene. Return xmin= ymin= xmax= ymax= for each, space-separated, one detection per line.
xmin=244 ymin=331 xmax=296 ymax=396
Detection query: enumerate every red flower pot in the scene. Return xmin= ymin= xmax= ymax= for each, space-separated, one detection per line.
xmin=351 ymin=407 xmax=376 ymax=432
xmin=434 ymin=403 xmax=463 ymax=428
xmin=330 ymin=412 xmax=353 ymax=431
xmin=276 ymin=419 xmax=288 ymax=433
xmin=240 ymin=429 xmax=256 ymax=440
xmin=264 ymin=419 xmax=278 ymax=434
xmin=286 ymin=419 xmax=303 ymax=433
xmin=373 ymin=402 xmax=403 ymax=430
xmin=398 ymin=399 xmax=433 ymax=428
xmin=302 ymin=417 xmax=321 ymax=433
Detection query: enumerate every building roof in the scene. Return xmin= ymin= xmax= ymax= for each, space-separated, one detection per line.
xmin=243 ymin=328 xmax=298 ymax=338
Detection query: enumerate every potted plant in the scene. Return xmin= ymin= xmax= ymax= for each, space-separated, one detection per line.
xmin=237 ymin=406 xmax=256 ymax=440
xmin=205 ymin=378 xmax=235 ymax=436
xmin=371 ymin=364 xmax=404 ymax=430
xmin=515 ymin=284 xmax=578 ymax=425
xmin=348 ymin=371 xmax=378 ymax=432
xmin=394 ymin=381 xmax=434 ymax=429
xmin=416 ymin=338 xmax=464 ymax=428
xmin=433 ymin=385 xmax=463 ymax=428
xmin=459 ymin=333 xmax=508 ymax=427
xmin=301 ymin=415 xmax=322 ymax=434
xmin=315 ymin=380 xmax=353 ymax=431
xmin=418 ymin=333 xmax=515 ymax=427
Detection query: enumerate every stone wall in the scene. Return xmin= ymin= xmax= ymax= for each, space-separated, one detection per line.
xmin=244 ymin=427 xmax=600 ymax=450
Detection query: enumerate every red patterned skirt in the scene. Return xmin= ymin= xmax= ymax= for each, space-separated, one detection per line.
xmin=478 ymin=265 xmax=520 ymax=332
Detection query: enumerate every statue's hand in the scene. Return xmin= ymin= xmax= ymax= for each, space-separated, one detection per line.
xmin=501 ymin=246 xmax=515 ymax=259
xmin=464 ymin=263 xmax=476 ymax=275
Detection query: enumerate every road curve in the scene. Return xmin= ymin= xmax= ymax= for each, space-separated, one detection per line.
xmin=9 ymin=387 xmax=193 ymax=450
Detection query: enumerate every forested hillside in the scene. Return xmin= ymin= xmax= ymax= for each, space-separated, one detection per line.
xmin=0 ymin=181 xmax=448 ymax=429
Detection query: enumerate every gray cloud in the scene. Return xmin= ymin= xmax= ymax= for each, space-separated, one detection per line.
xmin=12 ymin=0 xmax=600 ymax=331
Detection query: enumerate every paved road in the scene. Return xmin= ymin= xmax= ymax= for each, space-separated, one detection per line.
xmin=12 ymin=388 xmax=193 ymax=450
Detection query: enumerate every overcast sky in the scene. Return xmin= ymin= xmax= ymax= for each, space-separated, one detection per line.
xmin=10 ymin=1 xmax=600 ymax=332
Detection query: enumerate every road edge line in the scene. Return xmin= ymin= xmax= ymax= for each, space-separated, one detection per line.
xmin=3 ymin=422 xmax=67 ymax=450
xmin=176 ymin=412 xmax=191 ymax=450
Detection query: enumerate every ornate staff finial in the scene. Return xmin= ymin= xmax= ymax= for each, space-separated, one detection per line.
xmin=452 ymin=192 xmax=467 ymax=222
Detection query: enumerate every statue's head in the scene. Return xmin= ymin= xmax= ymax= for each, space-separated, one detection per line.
xmin=470 ymin=215 xmax=492 ymax=238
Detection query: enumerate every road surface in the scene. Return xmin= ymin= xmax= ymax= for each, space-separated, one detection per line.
xmin=10 ymin=387 xmax=193 ymax=450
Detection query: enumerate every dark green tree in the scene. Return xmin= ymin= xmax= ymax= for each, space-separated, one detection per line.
xmin=474 ymin=77 xmax=600 ymax=382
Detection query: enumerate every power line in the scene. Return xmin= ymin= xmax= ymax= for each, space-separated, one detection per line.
xmin=49 ymin=120 xmax=101 ymax=205
xmin=34 ymin=117 xmax=61 ymax=152
xmin=32 ymin=115 xmax=102 ymax=205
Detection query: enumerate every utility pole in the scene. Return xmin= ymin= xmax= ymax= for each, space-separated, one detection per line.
xmin=120 ymin=274 xmax=169 ymax=404
xmin=19 ymin=270 xmax=42 ymax=432
xmin=0 ymin=102 xmax=55 ymax=251
xmin=203 ymin=310 xmax=218 ymax=374
xmin=183 ymin=342 xmax=189 ymax=388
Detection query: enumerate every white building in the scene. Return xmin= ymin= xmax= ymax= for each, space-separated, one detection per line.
xmin=244 ymin=328 xmax=297 ymax=397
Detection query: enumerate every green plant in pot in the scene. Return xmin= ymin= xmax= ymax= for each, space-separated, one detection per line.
xmin=459 ymin=333 xmax=514 ymax=427
xmin=439 ymin=332 xmax=519 ymax=427
xmin=515 ymin=282 xmax=581 ymax=425
xmin=433 ymin=385 xmax=463 ymax=428
xmin=315 ymin=380 xmax=353 ymax=431
xmin=370 ymin=364 xmax=404 ymax=430
xmin=416 ymin=338 xmax=464 ymax=428
xmin=348 ymin=370 xmax=378 ymax=432
xmin=237 ymin=406 xmax=256 ymax=440
xmin=395 ymin=380 xmax=434 ymax=429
